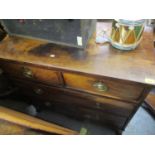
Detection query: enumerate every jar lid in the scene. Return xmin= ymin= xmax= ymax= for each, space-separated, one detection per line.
xmin=115 ymin=19 xmax=146 ymax=26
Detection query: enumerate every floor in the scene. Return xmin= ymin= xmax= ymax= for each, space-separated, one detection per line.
xmin=123 ymin=107 xmax=155 ymax=135
xmin=0 ymin=98 xmax=155 ymax=135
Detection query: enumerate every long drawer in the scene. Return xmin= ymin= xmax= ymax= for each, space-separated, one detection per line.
xmin=10 ymin=79 xmax=134 ymax=129
xmin=0 ymin=61 xmax=63 ymax=86
xmin=11 ymin=78 xmax=134 ymax=117
xmin=52 ymin=102 xmax=128 ymax=129
xmin=63 ymin=72 xmax=145 ymax=102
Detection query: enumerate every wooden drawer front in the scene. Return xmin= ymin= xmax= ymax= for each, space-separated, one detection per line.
xmin=78 ymin=107 xmax=127 ymax=129
xmin=52 ymin=102 xmax=127 ymax=129
xmin=1 ymin=61 xmax=62 ymax=86
xmin=12 ymin=79 xmax=134 ymax=118
xmin=63 ymin=73 xmax=145 ymax=101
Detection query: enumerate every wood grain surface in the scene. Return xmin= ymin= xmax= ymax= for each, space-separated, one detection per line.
xmin=0 ymin=61 xmax=63 ymax=86
xmin=0 ymin=21 xmax=154 ymax=86
xmin=0 ymin=106 xmax=78 ymax=135
xmin=63 ymin=72 xmax=145 ymax=101
xmin=0 ymin=119 xmax=44 ymax=135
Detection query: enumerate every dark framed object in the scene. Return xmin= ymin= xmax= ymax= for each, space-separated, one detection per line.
xmin=1 ymin=19 xmax=96 ymax=49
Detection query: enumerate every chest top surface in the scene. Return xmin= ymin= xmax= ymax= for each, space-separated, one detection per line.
xmin=0 ymin=21 xmax=154 ymax=85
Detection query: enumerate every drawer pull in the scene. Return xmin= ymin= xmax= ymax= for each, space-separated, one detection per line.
xmin=34 ymin=88 xmax=43 ymax=95
xmin=96 ymin=102 xmax=101 ymax=109
xmin=21 ymin=67 xmax=33 ymax=78
xmin=93 ymin=81 xmax=108 ymax=92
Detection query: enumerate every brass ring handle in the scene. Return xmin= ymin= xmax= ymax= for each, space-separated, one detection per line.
xmin=34 ymin=88 xmax=43 ymax=95
xmin=21 ymin=67 xmax=33 ymax=78
xmin=93 ymin=81 xmax=108 ymax=92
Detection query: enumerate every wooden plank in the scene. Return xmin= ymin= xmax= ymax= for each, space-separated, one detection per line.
xmin=0 ymin=119 xmax=43 ymax=135
xmin=0 ymin=106 xmax=78 ymax=135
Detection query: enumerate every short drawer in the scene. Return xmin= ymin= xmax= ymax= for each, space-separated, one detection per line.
xmin=63 ymin=73 xmax=145 ymax=101
xmin=0 ymin=61 xmax=63 ymax=86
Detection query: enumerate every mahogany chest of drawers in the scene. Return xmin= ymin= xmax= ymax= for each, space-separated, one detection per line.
xmin=0 ymin=21 xmax=154 ymax=133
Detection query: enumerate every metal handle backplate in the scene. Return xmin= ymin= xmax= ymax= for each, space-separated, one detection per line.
xmin=93 ymin=81 xmax=108 ymax=92
xmin=21 ymin=67 xmax=33 ymax=78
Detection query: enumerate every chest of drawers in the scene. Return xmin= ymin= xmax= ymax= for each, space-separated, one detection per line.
xmin=0 ymin=21 xmax=154 ymax=133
